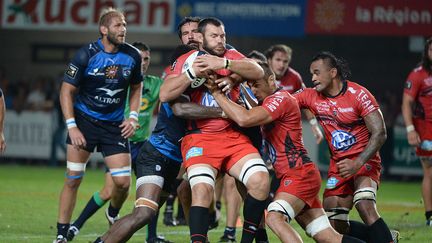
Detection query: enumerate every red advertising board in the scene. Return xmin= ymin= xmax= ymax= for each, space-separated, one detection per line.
xmin=306 ymin=0 xmax=432 ymax=36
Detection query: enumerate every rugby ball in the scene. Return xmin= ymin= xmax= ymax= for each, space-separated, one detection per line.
xmin=182 ymin=51 xmax=207 ymax=88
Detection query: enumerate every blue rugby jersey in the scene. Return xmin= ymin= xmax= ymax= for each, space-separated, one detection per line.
xmin=63 ymin=39 xmax=143 ymax=122
xmin=149 ymin=102 xmax=186 ymax=163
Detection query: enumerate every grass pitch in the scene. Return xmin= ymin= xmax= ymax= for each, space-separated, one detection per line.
xmin=0 ymin=164 xmax=430 ymax=242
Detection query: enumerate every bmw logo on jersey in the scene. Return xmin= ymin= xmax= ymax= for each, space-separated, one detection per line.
xmin=331 ymin=130 xmax=356 ymax=151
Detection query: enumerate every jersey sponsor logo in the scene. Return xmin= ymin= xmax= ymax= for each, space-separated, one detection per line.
xmin=425 ymin=77 xmax=432 ymax=86
xmin=66 ymin=64 xmax=78 ymax=79
xmin=284 ymin=179 xmax=292 ymax=187
xmin=97 ymin=88 xmax=124 ymax=97
xmin=263 ymin=140 xmax=277 ymax=164
xmin=326 ymin=177 xmax=339 ymax=189
xmin=88 ymin=68 xmax=105 ymax=76
xmin=331 ymin=130 xmax=356 ymax=151
xmin=315 ymin=101 xmax=330 ymax=112
xmin=94 ymin=96 xmax=121 ymax=104
xmin=337 ymin=107 xmax=354 ymax=113
xmin=201 ymin=91 xmax=219 ymax=107
xmin=186 ymin=147 xmax=203 ymax=160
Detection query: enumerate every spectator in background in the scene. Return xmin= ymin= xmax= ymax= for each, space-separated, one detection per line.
xmin=27 ymin=76 xmax=54 ymax=111
xmin=402 ymin=37 xmax=432 ymax=226
xmin=0 ymin=87 xmax=6 ymax=153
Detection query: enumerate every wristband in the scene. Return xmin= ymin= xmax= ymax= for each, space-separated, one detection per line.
xmin=186 ymin=67 xmax=196 ymax=82
xmin=224 ymin=58 xmax=231 ymax=69
xmin=129 ymin=111 xmax=139 ymax=121
xmin=309 ymin=118 xmax=318 ymax=126
xmin=406 ymin=125 xmax=415 ymax=133
xmin=66 ymin=118 xmax=77 ymax=129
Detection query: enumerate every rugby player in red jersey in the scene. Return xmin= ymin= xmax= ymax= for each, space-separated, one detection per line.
xmin=160 ymin=17 xmax=269 ymax=243
xmin=402 ymin=37 xmax=432 ymax=226
xmin=205 ymin=62 xmax=364 ymax=243
xmin=265 ymin=44 xmax=323 ymax=144
xmin=294 ymin=51 xmax=395 ymax=243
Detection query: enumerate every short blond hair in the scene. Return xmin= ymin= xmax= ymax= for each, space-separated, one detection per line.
xmin=98 ymin=7 xmax=124 ymax=35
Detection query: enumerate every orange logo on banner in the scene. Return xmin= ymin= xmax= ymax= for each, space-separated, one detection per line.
xmin=313 ymin=0 xmax=345 ymax=31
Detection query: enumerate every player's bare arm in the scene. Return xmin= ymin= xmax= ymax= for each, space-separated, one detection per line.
xmin=302 ymin=108 xmax=323 ymax=144
xmin=60 ymin=82 xmax=86 ymax=148
xmin=170 ymin=96 xmax=225 ymax=119
xmin=337 ymin=109 xmax=387 ymax=178
xmin=159 ymin=61 xmax=208 ymax=102
xmin=195 ymin=55 xmax=264 ymax=81
xmin=120 ymin=82 xmax=142 ymax=138
xmin=206 ymin=81 xmax=272 ymax=127
xmin=401 ymin=93 xmax=421 ymax=146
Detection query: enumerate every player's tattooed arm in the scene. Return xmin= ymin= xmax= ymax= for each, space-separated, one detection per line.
xmin=170 ymin=95 xmax=224 ymax=119
xmin=359 ymin=109 xmax=387 ymax=165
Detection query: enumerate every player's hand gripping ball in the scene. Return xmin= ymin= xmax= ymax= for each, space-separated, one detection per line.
xmin=182 ymin=51 xmax=208 ymax=88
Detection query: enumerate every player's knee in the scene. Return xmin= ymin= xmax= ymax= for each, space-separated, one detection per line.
xmin=239 ymin=158 xmax=269 ymax=193
xmin=188 ymin=166 xmax=216 ymax=189
xmin=134 ymin=197 xmax=159 ymax=226
xmin=353 ymin=187 xmax=376 ymax=207
xmin=305 ymin=215 xmax=332 ymax=238
xmin=65 ymin=161 xmax=86 ymax=187
xmin=267 ymin=199 xmax=296 ymax=224
xmin=110 ymin=166 xmax=132 ymax=189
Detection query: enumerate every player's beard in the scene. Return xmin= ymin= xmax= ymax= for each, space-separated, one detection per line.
xmin=107 ymin=31 xmax=125 ymax=46
xmin=187 ymin=40 xmax=200 ymax=49
xmin=203 ymin=39 xmax=225 ymax=57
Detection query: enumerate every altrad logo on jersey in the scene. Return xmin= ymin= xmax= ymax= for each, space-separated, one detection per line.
xmin=331 ymin=130 xmax=356 ymax=151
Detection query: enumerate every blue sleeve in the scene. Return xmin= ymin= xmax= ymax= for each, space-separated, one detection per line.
xmin=63 ymin=46 xmax=89 ymax=87
xmin=128 ymin=48 xmax=143 ymax=85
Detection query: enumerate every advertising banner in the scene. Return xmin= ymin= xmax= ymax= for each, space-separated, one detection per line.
xmin=0 ymin=0 xmax=175 ymax=33
xmin=175 ymin=0 xmax=306 ymax=37
xmin=306 ymin=0 xmax=432 ymax=36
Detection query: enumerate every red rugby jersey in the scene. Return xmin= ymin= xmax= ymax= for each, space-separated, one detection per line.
xmin=294 ymin=81 xmax=380 ymax=161
xmin=171 ymin=49 xmax=245 ymax=133
xmin=404 ymin=66 xmax=432 ymax=121
xmin=261 ymin=89 xmax=312 ymax=178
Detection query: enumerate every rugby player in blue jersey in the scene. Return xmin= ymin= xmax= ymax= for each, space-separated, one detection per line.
xmin=53 ymin=8 xmax=143 ymax=243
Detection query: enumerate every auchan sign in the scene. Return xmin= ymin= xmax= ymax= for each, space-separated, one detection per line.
xmin=0 ymin=0 xmax=175 ymax=33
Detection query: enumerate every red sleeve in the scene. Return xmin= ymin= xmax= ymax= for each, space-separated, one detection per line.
xmin=355 ymin=87 xmax=379 ymax=117
xmin=404 ymin=69 xmax=422 ymax=99
xmin=293 ymin=88 xmax=312 ymax=109
xmin=262 ymin=93 xmax=291 ymax=121
xmin=170 ymin=50 xmax=195 ymax=75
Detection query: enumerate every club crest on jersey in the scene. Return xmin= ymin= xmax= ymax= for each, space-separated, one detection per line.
xmin=186 ymin=147 xmax=203 ymax=160
xmin=326 ymin=177 xmax=339 ymax=189
xmin=105 ymin=66 xmax=118 ymax=79
xmin=331 ymin=130 xmax=356 ymax=151
xmin=122 ymin=67 xmax=131 ymax=78
xmin=263 ymin=140 xmax=277 ymax=164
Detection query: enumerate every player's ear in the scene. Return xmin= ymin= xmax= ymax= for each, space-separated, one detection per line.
xmin=330 ymin=67 xmax=338 ymax=79
xmin=100 ymin=25 xmax=108 ymax=36
xmin=268 ymin=74 xmax=275 ymax=87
